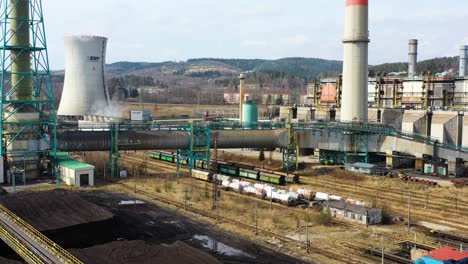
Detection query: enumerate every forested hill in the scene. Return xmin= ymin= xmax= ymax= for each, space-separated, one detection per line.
xmin=103 ymin=56 xmax=460 ymax=79
xmin=369 ymin=57 xmax=459 ymax=74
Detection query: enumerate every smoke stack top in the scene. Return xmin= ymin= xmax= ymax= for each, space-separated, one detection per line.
xmin=346 ymin=0 xmax=368 ymax=6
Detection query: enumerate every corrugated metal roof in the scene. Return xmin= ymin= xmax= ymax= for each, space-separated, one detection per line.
xmin=325 ymin=200 xmax=370 ymax=214
xmin=59 ymin=160 xmax=94 ymax=170
xmin=352 ymin=162 xmax=375 ymax=169
xmin=56 ymin=152 xmax=94 ymax=170
xmin=426 ymin=247 xmax=468 ymax=261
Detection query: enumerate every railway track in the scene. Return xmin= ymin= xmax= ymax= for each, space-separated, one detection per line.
xmin=125 ymin=153 xmax=468 ymax=232
xmin=301 ymin=176 xmax=466 ymax=213
xmin=116 ymin=181 xmax=372 ymax=264
xmin=299 ymin=176 xmax=468 ymax=231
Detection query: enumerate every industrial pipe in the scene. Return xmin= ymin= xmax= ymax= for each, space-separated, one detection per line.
xmin=56 ymin=129 xmax=288 ymax=152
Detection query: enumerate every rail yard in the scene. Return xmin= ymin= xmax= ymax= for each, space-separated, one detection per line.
xmin=1 ymin=0 xmax=468 ymax=263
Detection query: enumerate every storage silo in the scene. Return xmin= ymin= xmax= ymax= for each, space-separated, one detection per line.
xmin=242 ymin=102 xmax=258 ymax=129
xmin=58 ymin=36 xmax=112 ymax=120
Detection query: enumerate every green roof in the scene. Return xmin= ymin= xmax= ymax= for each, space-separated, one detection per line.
xmin=55 ymin=152 xmax=94 ymax=170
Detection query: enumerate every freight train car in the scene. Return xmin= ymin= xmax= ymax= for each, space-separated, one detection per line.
xmin=160 ymin=151 xmax=175 ymax=162
xmin=239 ymin=168 xmax=259 ymax=180
xmin=259 ymin=172 xmax=285 ymax=185
xmin=272 ymin=171 xmax=299 ymax=184
xmin=192 ymin=169 xmax=213 ymax=182
xmin=218 ymin=163 xmax=239 ymax=177
xmin=148 ymin=151 xmax=161 ymax=159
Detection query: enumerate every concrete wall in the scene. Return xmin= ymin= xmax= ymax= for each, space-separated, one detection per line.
xmin=60 ymin=166 xmax=94 ymax=187
xmin=402 ymin=110 xmax=426 ymax=134
xmin=75 ymin=169 xmax=95 ymax=187
xmin=463 ymin=115 xmax=468 ymax=148
xmin=368 ymin=108 xmax=378 ymax=122
xmin=431 ymin=111 xmax=458 ymax=145
xmin=454 ymin=79 xmax=468 ymax=106
xmin=381 ymin=109 xmax=404 ymax=129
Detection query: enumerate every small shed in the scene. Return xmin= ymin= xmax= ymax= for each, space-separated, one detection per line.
xmin=57 ymin=152 xmax=95 ymax=187
xmin=344 ymin=162 xmax=379 ymax=174
xmin=324 ymin=200 xmax=382 ymax=225
xmin=130 ymin=110 xmax=152 ymax=121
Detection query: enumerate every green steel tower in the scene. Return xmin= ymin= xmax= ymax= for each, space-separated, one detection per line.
xmin=0 ymin=0 xmax=56 ymax=183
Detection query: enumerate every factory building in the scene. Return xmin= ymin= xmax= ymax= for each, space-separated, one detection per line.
xmin=224 ymin=92 xmax=290 ymax=105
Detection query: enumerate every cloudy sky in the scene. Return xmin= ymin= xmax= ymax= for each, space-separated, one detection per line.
xmin=43 ymin=0 xmax=468 ymax=70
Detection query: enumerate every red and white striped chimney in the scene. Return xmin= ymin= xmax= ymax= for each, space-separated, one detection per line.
xmin=341 ymin=0 xmax=370 ymax=122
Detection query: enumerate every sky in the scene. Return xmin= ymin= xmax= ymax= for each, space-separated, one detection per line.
xmin=42 ymin=0 xmax=468 ymax=70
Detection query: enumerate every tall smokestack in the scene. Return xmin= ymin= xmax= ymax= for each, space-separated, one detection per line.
xmin=408 ymin=39 xmax=418 ymax=77
xmin=341 ymin=0 xmax=369 ymax=122
xmin=459 ymin=45 xmax=468 ymax=77
xmin=239 ymin=73 xmax=246 ymax=122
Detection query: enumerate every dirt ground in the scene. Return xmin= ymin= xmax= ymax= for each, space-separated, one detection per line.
xmin=0 ymin=188 xmax=307 ymax=263
xmin=0 ymin=189 xmax=113 ymax=231
xmin=77 ymin=189 xmax=308 ymax=264
xmin=69 ymin=240 xmax=221 ymax=264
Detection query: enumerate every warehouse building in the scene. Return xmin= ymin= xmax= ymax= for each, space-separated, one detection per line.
xmin=324 ymin=200 xmax=382 ymax=225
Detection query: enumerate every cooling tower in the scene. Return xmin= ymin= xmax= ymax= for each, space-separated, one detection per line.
xmin=58 ymin=36 xmax=112 ymax=120
xmin=341 ymin=0 xmax=370 ymax=122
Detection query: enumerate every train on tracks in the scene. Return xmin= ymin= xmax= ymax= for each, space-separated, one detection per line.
xmin=148 ymin=151 xmax=299 ymax=186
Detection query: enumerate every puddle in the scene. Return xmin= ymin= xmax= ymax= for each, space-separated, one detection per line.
xmin=192 ymin=235 xmax=254 ymax=258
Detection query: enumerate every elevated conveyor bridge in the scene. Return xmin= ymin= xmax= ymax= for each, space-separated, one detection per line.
xmin=0 ymin=203 xmax=83 ymax=264
xmin=56 ymin=120 xmax=468 ymax=172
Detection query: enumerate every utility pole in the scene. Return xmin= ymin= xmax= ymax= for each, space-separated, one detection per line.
xmin=407 ymin=183 xmax=411 ymax=233
xmin=306 ymin=208 xmax=310 ymax=253
xmin=424 ymin=186 xmax=428 ymax=209
xmin=255 ymin=199 xmax=258 ymax=235
xmin=213 ymin=132 xmax=219 ymax=210
xmin=324 ymin=174 xmax=328 ymax=193
xmin=133 ymin=165 xmax=136 ymax=193
xmin=381 ymin=236 xmax=385 ymax=264
xmin=375 ymin=176 xmax=379 ymax=206
xmin=184 ymin=187 xmax=188 ymax=211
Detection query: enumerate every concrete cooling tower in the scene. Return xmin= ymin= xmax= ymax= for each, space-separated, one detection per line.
xmin=58 ymin=36 xmax=113 ymax=121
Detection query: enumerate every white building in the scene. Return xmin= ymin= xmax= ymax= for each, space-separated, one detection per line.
xmin=324 ymin=200 xmax=382 ymax=225
xmin=57 ymin=153 xmax=95 ymax=187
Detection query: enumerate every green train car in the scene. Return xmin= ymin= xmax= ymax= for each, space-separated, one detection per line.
xmin=148 ymin=151 xmax=161 ymax=159
xmin=259 ymin=172 xmax=285 ymax=185
xmin=273 ymin=171 xmax=299 ymax=184
xmin=160 ymin=152 xmax=175 ymax=162
xmin=218 ymin=164 xmax=238 ymax=177
xmin=239 ymin=168 xmax=259 ymax=180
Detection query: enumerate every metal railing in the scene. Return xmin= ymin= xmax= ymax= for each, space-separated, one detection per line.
xmin=0 ymin=203 xmax=83 ymax=264
xmin=0 ymin=224 xmax=45 ymax=264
